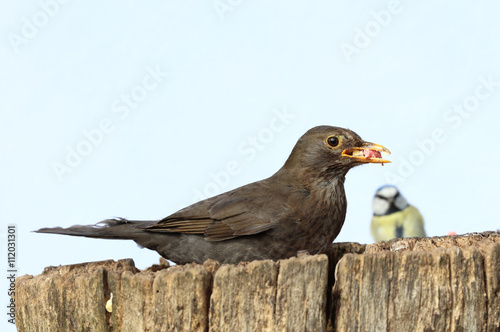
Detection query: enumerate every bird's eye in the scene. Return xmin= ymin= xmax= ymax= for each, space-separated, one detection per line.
xmin=326 ymin=136 xmax=340 ymax=148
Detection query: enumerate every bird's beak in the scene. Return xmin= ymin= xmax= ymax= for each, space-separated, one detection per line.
xmin=342 ymin=142 xmax=391 ymax=164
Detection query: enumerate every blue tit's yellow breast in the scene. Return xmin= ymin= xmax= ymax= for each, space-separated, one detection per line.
xmin=371 ymin=205 xmax=425 ymax=242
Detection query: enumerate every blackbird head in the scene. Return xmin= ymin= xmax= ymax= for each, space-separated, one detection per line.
xmin=282 ymin=126 xmax=390 ymax=181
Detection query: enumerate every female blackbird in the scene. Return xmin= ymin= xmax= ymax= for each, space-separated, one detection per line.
xmin=38 ymin=126 xmax=390 ymax=264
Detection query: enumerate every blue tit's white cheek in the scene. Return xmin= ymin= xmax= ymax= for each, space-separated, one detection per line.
xmin=373 ymin=196 xmax=390 ymax=215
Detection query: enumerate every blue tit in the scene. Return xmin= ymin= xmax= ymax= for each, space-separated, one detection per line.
xmin=371 ymin=185 xmax=426 ymax=242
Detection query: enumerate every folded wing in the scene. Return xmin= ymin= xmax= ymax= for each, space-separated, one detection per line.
xmin=144 ymin=181 xmax=294 ymax=241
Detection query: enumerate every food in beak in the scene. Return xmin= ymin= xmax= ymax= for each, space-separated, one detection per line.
xmin=342 ymin=142 xmax=390 ymax=163
xmin=363 ymin=149 xmax=382 ymax=159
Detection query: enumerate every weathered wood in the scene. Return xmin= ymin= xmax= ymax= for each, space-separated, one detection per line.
xmin=365 ymin=231 xmax=500 ymax=253
xmin=274 ymin=253 xmax=328 ymax=331
xmin=332 ymin=243 xmax=500 ymax=332
xmin=113 ymin=270 xmax=155 ymax=331
xmin=15 ymin=231 xmax=500 ymax=332
xmin=103 ymin=262 xmax=211 ymax=332
xmin=209 ymin=260 xmax=278 ymax=332
xmin=325 ymin=242 xmax=367 ymax=330
xmin=152 ymin=265 xmax=211 ymax=331
xmin=449 ymin=247 xmax=487 ymax=331
xmin=483 ymin=243 xmax=500 ymax=332
xmin=207 ymin=254 xmax=329 ymax=332
xmin=15 ymin=259 xmax=138 ymax=332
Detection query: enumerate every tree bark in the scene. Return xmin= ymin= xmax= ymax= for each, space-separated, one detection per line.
xmin=15 ymin=232 xmax=500 ymax=331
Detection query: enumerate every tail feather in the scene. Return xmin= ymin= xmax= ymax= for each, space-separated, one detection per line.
xmin=35 ymin=218 xmax=155 ymax=240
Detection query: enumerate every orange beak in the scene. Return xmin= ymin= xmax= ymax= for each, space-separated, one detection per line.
xmin=341 ymin=142 xmax=391 ymax=164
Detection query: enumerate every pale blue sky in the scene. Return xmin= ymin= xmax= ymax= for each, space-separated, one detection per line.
xmin=1 ymin=2 xmax=500 ymax=329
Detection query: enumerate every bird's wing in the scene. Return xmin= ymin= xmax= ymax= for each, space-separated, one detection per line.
xmin=144 ymin=180 xmax=292 ymax=241
xmin=402 ymin=205 xmax=426 ymax=237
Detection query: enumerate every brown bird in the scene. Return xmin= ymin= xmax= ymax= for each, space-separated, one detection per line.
xmin=37 ymin=126 xmax=390 ymax=264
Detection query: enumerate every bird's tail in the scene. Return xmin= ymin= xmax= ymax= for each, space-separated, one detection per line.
xmin=35 ymin=218 xmax=156 ymax=240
